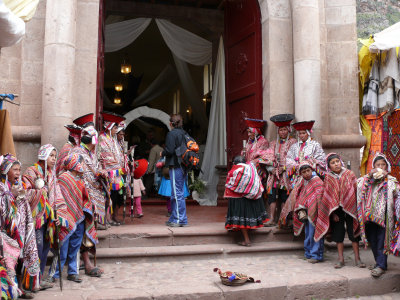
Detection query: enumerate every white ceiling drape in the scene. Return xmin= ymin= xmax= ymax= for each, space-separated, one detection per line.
xmin=105 ymin=18 xmax=151 ymax=53
xmin=155 ymin=19 xmax=212 ymax=66
xmin=369 ymin=21 xmax=400 ymax=53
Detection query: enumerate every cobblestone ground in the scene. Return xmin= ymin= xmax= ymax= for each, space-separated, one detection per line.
xmin=39 ymin=247 xmax=400 ymax=300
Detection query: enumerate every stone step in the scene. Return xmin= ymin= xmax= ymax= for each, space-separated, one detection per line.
xmin=91 ymin=240 xmax=305 ymax=263
xmin=97 ymin=223 xmax=297 ymax=248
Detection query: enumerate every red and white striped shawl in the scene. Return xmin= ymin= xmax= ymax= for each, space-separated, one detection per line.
xmin=55 ymin=142 xmax=74 ymax=176
xmin=314 ymin=169 xmax=359 ymax=242
xmin=225 ymin=163 xmax=264 ymax=199
xmin=289 ymin=176 xmax=323 ymax=236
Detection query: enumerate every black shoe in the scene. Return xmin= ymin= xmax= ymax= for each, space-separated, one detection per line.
xmin=165 ymin=221 xmax=180 ymax=227
xmin=67 ymin=274 xmax=82 ymax=283
xmin=180 ymin=224 xmax=189 ymax=227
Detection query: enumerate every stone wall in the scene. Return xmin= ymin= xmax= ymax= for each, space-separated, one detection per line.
xmin=0 ymin=0 xmax=99 ymax=167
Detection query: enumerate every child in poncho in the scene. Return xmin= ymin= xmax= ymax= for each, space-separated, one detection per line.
xmin=315 ymin=153 xmax=365 ymax=269
xmin=357 ymin=153 xmax=399 ymax=278
xmin=292 ymin=161 xmax=324 ymax=263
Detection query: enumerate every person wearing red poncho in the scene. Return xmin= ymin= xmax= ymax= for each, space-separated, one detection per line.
xmin=49 ymin=153 xmax=98 ymax=283
xmin=314 ymin=153 xmax=365 ymax=269
xmin=224 ymin=156 xmax=267 ymax=247
xmin=97 ymin=112 xmax=126 ymax=226
xmin=284 ymin=160 xmax=324 ymax=264
xmin=55 ymin=124 xmax=82 ymax=176
xmin=241 ymin=118 xmax=269 ymax=181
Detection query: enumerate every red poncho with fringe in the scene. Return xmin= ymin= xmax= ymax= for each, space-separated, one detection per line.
xmin=57 ymin=171 xmax=98 ymax=247
xmin=280 ymin=176 xmax=323 ymax=236
xmin=55 ymin=142 xmax=74 ymax=176
xmin=314 ymin=169 xmax=359 ymax=241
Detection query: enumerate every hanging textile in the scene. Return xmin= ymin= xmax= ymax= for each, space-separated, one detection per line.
xmin=369 ymin=22 xmax=400 ymax=53
xmin=3 ymin=0 xmax=39 ymax=22
xmin=155 ymin=19 xmax=212 ymax=66
xmin=365 ymin=116 xmax=384 ymax=174
xmin=105 ymin=18 xmax=151 ymax=53
xmin=0 ymin=110 xmax=16 ymax=155
xmin=193 ymin=37 xmax=226 ymax=206
xmin=0 ymin=0 xmax=25 ymax=47
xmin=382 ymin=110 xmax=400 ymax=181
xmin=172 ymin=54 xmax=208 ymax=129
xmin=132 ymin=64 xmax=179 ymax=106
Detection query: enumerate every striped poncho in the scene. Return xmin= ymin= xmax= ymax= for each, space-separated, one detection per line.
xmin=97 ymin=133 xmax=125 ymax=191
xmin=279 ymin=175 xmax=323 ymax=236
xmin=357 ymin=174 xmax=398 ymax=254
xmin=314 ymin=169 xmax=359 ymax=242
xmin=69 ymin=145 xmax=106 ymax=224
xmin=225 ymin=163 xmax=264 ymax=199
xmin=57 ymin=171 xmax=98 ymax=246
xmin=55 ymin=142 xmax=74 ymax=176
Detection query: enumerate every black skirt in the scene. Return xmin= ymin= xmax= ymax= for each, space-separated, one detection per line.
xmin=225 ymin=197 xmax=268 ymax=229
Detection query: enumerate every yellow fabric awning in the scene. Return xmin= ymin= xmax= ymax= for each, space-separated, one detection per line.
xmin=3 ymin=0 xmax=39 ymax=22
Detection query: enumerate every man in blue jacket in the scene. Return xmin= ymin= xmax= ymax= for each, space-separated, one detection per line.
xmin=162 ymin=114 xmax=189 ymax=227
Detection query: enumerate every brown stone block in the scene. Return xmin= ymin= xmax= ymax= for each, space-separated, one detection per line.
xmin=20 ymin=83 xmax=43 ymax=105
xmin=14 ymin=141 xmax=40 ymax=169
xmin=327 ymin=24 xmax=357 ymax=42
xmin=286 ymin=279 xmax=348 ymax=299
xmin=269 ymin=61 xmax=294 ymax=114
xmin=76 ymin=2 xmax=99 ymax=50
xmin=327 ymin=80 xmax=342 ymax=98
xmin=0 ymin=58 xmax=10 ymax=79
xmin=259 ymin=0 xmax=268 ymax=23
xmin=269 ymin=18 xmax=292 ymax=63
xmin=22 ymin=39 xmax=44 ymax=61
xmin=325 ymin=6 xmax=356 ymax=25
xmin=24 ymin=18 xmax=45 ymax=41
xmin=268 ymin=0 xmax=291 ymax=19
xmin=19 ymin=104 xmax=42 ymax=126
xmin=0 ymin=80 xmax=20 ymax=94
xmin=8 ymin=57 xmax=21 ymax=81
xmin=348 ymin=272 xmax=400 ymax=297
xmin=21 ymin=61 xmax=43 ymax=84
xmin=32 ymin=0 xmax=47 ymax=19
xmin=325 ymin=0 xmax=356 ymax=7
xmin=0 ymin=43 xmax=22 ymax=58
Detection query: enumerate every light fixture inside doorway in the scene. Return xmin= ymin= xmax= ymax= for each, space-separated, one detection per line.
xmin=114 ymin=95 xmax=121 ymax=104
xmin=114 ymin=83 xmax=123 ymax=92
xmin=121 ymin=55 xmax=132 ymax=74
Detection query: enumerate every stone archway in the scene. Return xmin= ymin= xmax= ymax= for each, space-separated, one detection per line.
xmin=123 ymin=106 xmax=171 ymax=130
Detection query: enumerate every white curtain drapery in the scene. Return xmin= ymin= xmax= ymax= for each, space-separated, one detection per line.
xmin=0 ymin=0 xmax=25 ymax=47
xmin=193 ymin=37 xmax=226 ymax=206
xmin=105 ymin=18 xmax=151 ymax=53
xmin=369 ymin=21 xmax=400 ymax=53
xmin=155 ymin=19 xmax=212 ymax=66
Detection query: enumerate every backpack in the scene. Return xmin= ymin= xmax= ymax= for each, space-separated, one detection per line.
xmin=175 ymin=131 xmax=200 ymax=170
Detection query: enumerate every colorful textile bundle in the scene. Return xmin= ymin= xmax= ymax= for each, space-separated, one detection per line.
xmin=225 ymin=163 xmax=264 ymax=200
xmin=213 ymin=268 xmax=260 ymax=286
xmin=0 ymin=264 xmax=20 ymax=299
xmin=314 ymin=168 xmax=359 ymax=242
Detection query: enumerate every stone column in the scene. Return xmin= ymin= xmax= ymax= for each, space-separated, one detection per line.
xmin=41 ymin=0 xmax=77 ymax=149
xmin=291 ymin=0 xmax=321 ymax=138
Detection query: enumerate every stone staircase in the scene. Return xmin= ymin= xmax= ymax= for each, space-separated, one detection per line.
xmin=93 ymin=223 xmax=305 ymax=263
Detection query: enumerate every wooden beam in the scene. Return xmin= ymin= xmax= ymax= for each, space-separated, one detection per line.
xmin=106 ymin=1 xmax=224 ymax=34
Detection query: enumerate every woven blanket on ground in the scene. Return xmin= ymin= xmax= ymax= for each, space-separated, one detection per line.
xmin=225 ymin=163 xmax=264 ymax=200
xmin=97 ymin=133 xmax=124 ymax=191
xmin=314 ymin=169 xmax=359 ymax=242
xmin=382 ymin=110 xmax=400 ymax=182
xmin=265 ymin=138 xmax=296 ymax=193
xmin=69 ymin=145 xmax=106 ymax=224
xmin=291 ymin=176 xmax=323 ymax=236
xmin=366 ymin=117 xmax=383 ymax=174
xmin=357 ymin=175 xmax=397 ymax=254
xmin=55 ymin=142 xmax=73 ymax=176
xmin=58 ymin=171 xmax=98 ymax=246
xmin=286 ymin=139 xmax=326 ymax=179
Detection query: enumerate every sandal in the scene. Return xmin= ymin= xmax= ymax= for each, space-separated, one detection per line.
xmin=334 ymin=261 xmax=345 ymax=269
xmin=109 ymin=220 xmax=120 ymax=226
xmin=20 ymin=291 xmax=35 ymax=299
xmin=371 ymin=267 xmax=385 ymax=278
xmin=355 ymin=260 xmax=366 ymax=268
xmin=368 ymin=264 xmax=377 ymax=270
xmin=67 ymin=274 xmax=82 ymax=283
xmin=238 ymin=241 xmax=251 ymax=247
xmin=85 ymin=267 xmax=102 ymax=278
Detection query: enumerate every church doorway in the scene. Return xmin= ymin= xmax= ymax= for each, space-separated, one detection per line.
xmin=95 ymin=0 xmax=263 ymax=199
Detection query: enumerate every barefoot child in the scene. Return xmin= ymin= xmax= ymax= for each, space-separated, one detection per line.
xmin=315 ymin=153 xmax=365 ymax=269
xmin=292 ymin=160 xmax=324 ymax=263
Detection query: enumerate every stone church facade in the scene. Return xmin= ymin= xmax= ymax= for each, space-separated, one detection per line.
xmin=0 ymin=0 xmax=364 ymax=172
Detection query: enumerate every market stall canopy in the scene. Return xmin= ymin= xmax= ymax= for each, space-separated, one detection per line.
xmin=369 ymin=21 xmax=400 ymax=53
xmin=0 ymin=0 xmax=25 ymax=47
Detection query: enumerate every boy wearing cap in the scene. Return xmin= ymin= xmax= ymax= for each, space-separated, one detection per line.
xmin=264 ymin=114 xmax=296 ymax=227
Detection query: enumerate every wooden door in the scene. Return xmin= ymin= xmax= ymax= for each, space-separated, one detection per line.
xmin=96 ymin=0 xmax=105 ymax=130
xmin=225 ymin=0 xmax=262 ymax=166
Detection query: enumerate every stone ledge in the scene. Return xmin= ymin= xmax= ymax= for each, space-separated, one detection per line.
xmin=12 ymin=125 xmax=41 ymax=142
xmin=322 ymin=134 xmax=366 ymax=148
